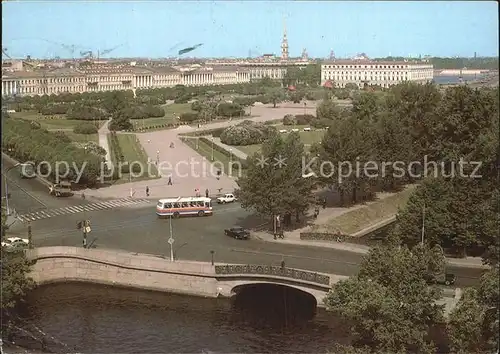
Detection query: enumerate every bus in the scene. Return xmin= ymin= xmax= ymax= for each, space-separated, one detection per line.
xmin=156 ymin=197 xmax=213 ymax=218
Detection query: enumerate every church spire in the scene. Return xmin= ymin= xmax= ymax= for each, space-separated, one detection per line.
xmin=281 ymin=17 xmax=289 ymax=60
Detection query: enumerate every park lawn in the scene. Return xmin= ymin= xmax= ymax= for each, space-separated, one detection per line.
xmin=63 ymin=132 xmax=99 ymax=143
xmin=236 ymin=144 xmax=262 ymax=156
xmin=316 ymin=185 xmax=417 ymax=235
xmin=108 ymin=134 xmax=159 ymax=184
xmin=183 ymin=138 xmax=245 ymax=179
xmin=163 ymin=103 xmax=195 ymax=118
xmin=10 ymin=110 xmax=105 ymax=130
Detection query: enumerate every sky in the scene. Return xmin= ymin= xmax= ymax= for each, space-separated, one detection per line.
xmin=2 ymin=1 xmax=499 ymax=59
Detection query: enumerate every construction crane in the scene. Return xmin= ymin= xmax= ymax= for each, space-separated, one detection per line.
xmin=2 ymin=47 xmax=36 ymax=68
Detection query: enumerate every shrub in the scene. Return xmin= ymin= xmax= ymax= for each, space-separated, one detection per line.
xmin=310 ymin=118 xmax=333 ymax=129
xmin=283 ymin=114 xmax=296 ymax=125
xmin=219 ymin=121 xmax=276 ymax=146
xmin=73 ymin=122 xmax=98 ymax=134
xmin=179 ymin=112 xmax=199 ymax=122
xmin=217 ymin=102 xmax=244 ymax=118
xmin=295 ymin=114 xmax=315 ymax=125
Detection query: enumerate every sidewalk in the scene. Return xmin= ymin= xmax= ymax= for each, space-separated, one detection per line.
xmin=212 ymin=137 xmax=248 ymax=160
xmin=252 ymin=230 xmax=489 ymax=269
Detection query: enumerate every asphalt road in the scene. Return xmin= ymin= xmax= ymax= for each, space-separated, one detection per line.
xmin=2 ymin=155 xmax=90 ymax=214
xmin=13 ymin=201 xmax=485 ymax=288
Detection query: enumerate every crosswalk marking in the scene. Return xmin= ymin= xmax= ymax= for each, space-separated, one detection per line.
xmin=16 ymin=198 xmax=151 ymax=223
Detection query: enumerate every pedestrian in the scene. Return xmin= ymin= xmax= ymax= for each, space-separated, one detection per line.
xmin=322 ymin=197 xmax=327 ymax=209
xmin=281 ymin=258 xmax=285 ymax=269
xmin=205 ymin=188 xmax=209 ymax=198
xmin=314 ymin=206 xmax=320 ymax=219
xmin=168 ymin=176 xmax=172 ymax=185
xmin=146 ymin=186 xmax=150 ymax=197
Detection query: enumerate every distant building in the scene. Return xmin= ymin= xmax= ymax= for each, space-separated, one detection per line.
xmin=321 ymin=59 xmax=434 ymax=88
xmin=1 ymin=65 xmax=251 ymax=97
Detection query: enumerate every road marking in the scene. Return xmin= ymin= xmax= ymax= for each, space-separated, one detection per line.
xmin=17 ymin=198 xmax=150 ymax=222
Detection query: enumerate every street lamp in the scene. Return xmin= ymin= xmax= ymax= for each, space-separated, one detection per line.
xmin=168 ymin=214 xmax=175 ymax=262
xmin=3 ymin=162 xmax=20 ymax=216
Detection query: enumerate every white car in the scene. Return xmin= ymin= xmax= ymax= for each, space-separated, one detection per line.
xmin=217 ymin=193 xmax=237 ymax=204
xmin=303 ymin=127 xmax=311 ymax=131
xmin=1 ymin=237 xmax=29 ymax=251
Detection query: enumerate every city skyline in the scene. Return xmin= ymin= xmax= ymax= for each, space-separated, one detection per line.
xmin=2 ymin=1 xmax=499 ymax=59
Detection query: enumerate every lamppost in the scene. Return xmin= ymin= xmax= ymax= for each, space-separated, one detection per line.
xmin=168 ymin=214 xmax=174 ymax=262
xmin=210 ymin=250 xmax=215 ymax=265
xmin=3 ymin=162 xmax=20 ymax=216
xmin=421 ymin=204 xmax=426 ymax=245
xmin=211 ymin=136 xmax=214 ymax=161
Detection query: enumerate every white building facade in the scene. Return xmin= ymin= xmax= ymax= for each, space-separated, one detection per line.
xmin=321 ymin=60 xmax=434 ymax=88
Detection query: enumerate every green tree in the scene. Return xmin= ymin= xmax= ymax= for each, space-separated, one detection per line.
xmin=447 ymin=266 xmax=499 ymax=353
xmin=266 ymin=88 xmax=286 ymax=108
xmin=316 ymin=98 xmax=340 ymax=120
xmin=237 ymin=132 xmax=314 ymax=227
xmin=324 ymin=241 xmax=445 ymax=353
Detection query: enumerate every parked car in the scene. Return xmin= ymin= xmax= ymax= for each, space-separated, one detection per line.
xmin=1 ymin=237 xmax=29 ymax=252
xmin=224 ymin=227 xmax=250 ymax=240
xmin=217 ymin=193 xmax=237 ymax=204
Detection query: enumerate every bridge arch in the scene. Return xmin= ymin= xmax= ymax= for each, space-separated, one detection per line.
xmin=230 ymin=281 xmax=319 ymax=308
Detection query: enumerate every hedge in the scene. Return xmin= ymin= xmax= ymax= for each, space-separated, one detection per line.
xmin=73 ymin=122 xmax=98 ymax=134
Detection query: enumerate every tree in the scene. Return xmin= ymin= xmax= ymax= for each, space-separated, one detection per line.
xmin=237 ymin=132 xmax=315 ymax=227
xmin=316 ymin=98 xmax=340 ymax=120
xmin=266 ymin=88 xmax=285 ymax=108
xmin=324 ymin=240 xmax=446 ymax=353
xmin=447 ymin=266 xmax=499 ymax=353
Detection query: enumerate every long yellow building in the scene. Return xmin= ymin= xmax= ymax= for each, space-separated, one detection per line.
xmin=1 ymin=65 xmax=252 ymax=97
xmin=321 ymin=59 xmax=434 ymax=88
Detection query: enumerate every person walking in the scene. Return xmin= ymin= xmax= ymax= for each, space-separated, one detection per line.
xmin=205 ymin=188 xmax=209 ymax=198
xmin=168 ymin=176 xmax=172 ymax=185
xmin=146 ymin=186 xmax=150 ymax=197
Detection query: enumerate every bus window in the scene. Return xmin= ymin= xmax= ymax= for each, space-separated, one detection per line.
xmin=204 ymin=201 xmax=211 ymax=207
xmin=190 ymin=202 xmax=196 ymax=207
xmin=157 ymin=202 xmax=164 ymax=208
xmin=165 ymin=203 xmax=172 ymax=209
xmin=182 ymin=202 xmax=189 ymax=208
xmin=173 ymin=203 xmax=180 ymax=208
xmin=196 ymin=201 xmax=204 ymax=207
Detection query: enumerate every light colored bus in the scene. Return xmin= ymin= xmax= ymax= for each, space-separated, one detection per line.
xmin=156 ymin=196 xmax=213 ymax=218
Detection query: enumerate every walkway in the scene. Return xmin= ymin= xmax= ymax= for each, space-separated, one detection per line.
xmin=212 ymin=137 xmax=248 ymax=160
xmin=82 ymin=103 xmax=317 ymax=199
xmin=98 ymin=119 xmax=112 ymax=164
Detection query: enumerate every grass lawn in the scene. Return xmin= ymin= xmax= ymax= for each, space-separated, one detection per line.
xmin=163 ymin=103 xmax=195 ymax=118
xmin=183 ymin=138 xmax=245 ymax=179
xmin=131 ymin=116 xmax=177 ymax=130
xmin=10 ymin=110 xmax=105 ymax=130
xmin=236 ymin=144 xmax=262 ymax=156
xmin=63 ymin=132 xmax=99 ymax=143
xmin=316 ymin=185 xmax=417 ymax=235
xmin=108 ymin=133 xmax=159 ymax=184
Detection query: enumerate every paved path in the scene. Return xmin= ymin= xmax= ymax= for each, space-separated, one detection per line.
xmin=212 ymin=137 xmax=248 ymax=159
xmin=98 ymin=119 xmax=112 ymax=164
xmin=82 ymin=103 xmax=317 ymax=199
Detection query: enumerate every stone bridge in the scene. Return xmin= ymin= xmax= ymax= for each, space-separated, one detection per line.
xmin=25 ymin=247 xmax=347 ymax=307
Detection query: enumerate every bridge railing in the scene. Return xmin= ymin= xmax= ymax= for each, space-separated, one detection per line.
xmin=215 ymin=264 xmax=330 ymax=286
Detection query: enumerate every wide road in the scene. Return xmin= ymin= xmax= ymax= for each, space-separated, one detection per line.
xmin=19 ymin=201 xmax=486 ymax=288
xmin=2 ymin=155 xmax=91 ymax=214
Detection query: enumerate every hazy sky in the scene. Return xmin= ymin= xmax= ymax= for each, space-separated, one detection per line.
xmin=2 ymin=1 xmax=498 ymax=59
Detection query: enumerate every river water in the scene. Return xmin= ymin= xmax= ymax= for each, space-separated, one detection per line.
xmin=17 ymin=283 xmax=350 ymax=353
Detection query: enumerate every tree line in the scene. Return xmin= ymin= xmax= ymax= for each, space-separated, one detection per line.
xmin=237 ymin=82 xmax=499 ymax=258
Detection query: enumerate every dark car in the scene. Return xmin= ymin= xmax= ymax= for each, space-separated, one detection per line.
xmin=429 ymin=273 xmax=456 ymax=286
xmin=224 ymin=227 xmax=250 ymax=240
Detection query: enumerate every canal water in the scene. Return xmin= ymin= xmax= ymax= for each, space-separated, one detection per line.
xmin=17 ymin=283 xmax=350 ymax=353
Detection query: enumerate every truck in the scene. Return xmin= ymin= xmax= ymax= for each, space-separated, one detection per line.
xmin=49 ymin=181 xmax=73 ymax=197
xmin=216 ymin=193 xmax=237 ymax=204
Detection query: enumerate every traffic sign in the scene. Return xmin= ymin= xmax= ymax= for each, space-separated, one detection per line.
xmin=168 ymin=238 xmax=174 ymax=245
